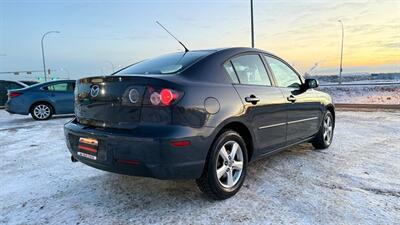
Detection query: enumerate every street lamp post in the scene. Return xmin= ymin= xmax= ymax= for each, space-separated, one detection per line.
xmin=41 ymin=31 xmax=60 ymax=82
xmin=250 ymin=0 xmax=255 ymax=48
xmin=338 ymin=20 xmax=344 ymax=85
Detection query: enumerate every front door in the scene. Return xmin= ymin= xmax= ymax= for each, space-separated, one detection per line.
xmin=42 ymin=82 xmax=75 ymax=114
xmin=224 ymin=54 xmax=287 ymax=153
xmin=264 ymin=55 xmax=322 ymax=144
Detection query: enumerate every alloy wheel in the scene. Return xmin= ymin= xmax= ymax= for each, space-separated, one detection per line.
xmin=33 ymin=104 xmax=51 ymax=120
xmin=323 ymin=114 xmax=333 ymax=145
xmin=216 ymin=140 xmax=244 ymax=188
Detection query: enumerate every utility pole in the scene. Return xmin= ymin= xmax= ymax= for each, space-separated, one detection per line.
xmin=41 ymin=31 xmax=60 ymax=82
xmin=250 ymin=0 xmax=255 ymax=48
xmin=338 ymin=20 xmax=344 ymax=85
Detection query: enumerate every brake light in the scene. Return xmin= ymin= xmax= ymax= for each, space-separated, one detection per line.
xmin=160 ymin=89 xmax=176 ymax=105
xmin=145 ymin=86 xmax=182 ymax=106
xmin=8 ymin=92 xmax=22 ymax=98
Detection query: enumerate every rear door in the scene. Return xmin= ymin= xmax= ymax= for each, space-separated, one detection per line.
xmin=224 ymin=53 xmax=287 ymax=153
xmin=42 ymin=82 xmax=74 ymax=114
xmin=264 ymin=55 xmax=322 ymax=143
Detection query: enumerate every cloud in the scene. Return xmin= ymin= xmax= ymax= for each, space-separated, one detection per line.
xmin=382 ymin=42 xmax=400 ymax=49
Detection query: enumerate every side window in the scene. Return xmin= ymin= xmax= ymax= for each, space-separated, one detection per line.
xmin=4 ymin=82 xmax=23 ymax=90
xmin=44 ymin=83 xmax=68 ymax=92
xmin=223 ymin=61 xmax=239 ymax=83
xmin=11 ymin=83 xmax=23 ymax=89
xmin=264 ymin=56 xmax=302 ymax=88
xmin=231 ymin=54 xmax=271 ymax=86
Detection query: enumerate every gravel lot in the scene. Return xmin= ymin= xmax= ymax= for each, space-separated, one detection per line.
xmin=1 ymin=110 xmax=399 ymax=225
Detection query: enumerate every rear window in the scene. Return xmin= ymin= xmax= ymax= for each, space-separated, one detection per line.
xmin=116 ymin=51 xmax=211 ymax=75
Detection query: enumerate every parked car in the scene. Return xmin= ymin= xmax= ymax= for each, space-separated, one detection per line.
xmin=19 ymin=80 xmax=40 ymax=86
xmin=0 ymin=80 xmax=28 ymax=106
xmin=64 ymin=47 xmax=335 ymax=199
xmin=6 ymin=80 xmax=75 ymax=120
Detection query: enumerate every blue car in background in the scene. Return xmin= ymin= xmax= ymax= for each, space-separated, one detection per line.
xmin=5 ymin=80 xmax=76 ymax=120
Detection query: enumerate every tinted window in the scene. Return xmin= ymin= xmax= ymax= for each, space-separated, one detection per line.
xmin=20 ymin=81 xmax=39 ymax=86
xmin=223 ymin=61 xmax=239 ymax=83
xmin=43 ymin=83 xmax=68 ymax=92
xmin=117 ymin=51 xmax=211 ymax=75
xmin=231 ymin=54 xmax=271 ymax=86
xmin=6 ymin=82 xmax=24 ymax=90
xmin=264 ymin=56 xmax=302 ymax=88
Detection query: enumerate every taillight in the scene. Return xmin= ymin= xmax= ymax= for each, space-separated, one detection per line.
xmin=8 ymin=92 xmax=22 ymax=98
xmin=144 ymin=86 xmax=182 ymax=106
xmin=160 ymin=89 xmax=178 ymax=105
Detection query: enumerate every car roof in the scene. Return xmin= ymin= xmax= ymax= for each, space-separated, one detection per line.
xmin=0 ymin=80 xmax=28 ymax=86
xmin=45 ymin=79 xmax=75 ymax=83
xmin=172 ymin=47 xmax=277 ymax=57
xmin=27 ymin=79 xmax=75 ymax=89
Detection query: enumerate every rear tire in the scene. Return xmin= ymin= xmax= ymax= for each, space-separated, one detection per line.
xmin=30 ymin=103 xmax=53 ymax=120
xmin=311 ymin=111 xmax=334 ymax=149
xmin=196 ymin=130 xmax=248 ymax=200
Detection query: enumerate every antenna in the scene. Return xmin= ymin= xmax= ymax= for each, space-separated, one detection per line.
xmin=156 ymin=21 xmax=189 ymax=52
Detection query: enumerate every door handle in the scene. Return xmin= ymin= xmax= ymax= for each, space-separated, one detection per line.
xmin=245 ymin=95 xmax=260 ymax=105
xmin=287 ymin=95 xmax=296 ymax=103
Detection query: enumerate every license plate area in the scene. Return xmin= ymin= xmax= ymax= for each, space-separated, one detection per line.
xmin=77 ymin=137 xmax=98 ymax=160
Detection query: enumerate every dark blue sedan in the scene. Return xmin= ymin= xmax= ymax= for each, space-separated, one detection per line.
xmin=6 ymin=80 xmax=75 ymax=120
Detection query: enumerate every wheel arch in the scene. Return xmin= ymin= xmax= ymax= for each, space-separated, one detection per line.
xmin=326 ymin=104 xmax=335 ymax=127
xmin=29 ymin=101 xmax=56 ymax=114
xmin=213 ymin=120 xmax=255 ymax=162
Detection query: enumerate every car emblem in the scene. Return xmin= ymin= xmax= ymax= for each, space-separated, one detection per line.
xmin=90 ymin=85 xmax=100 ymax=97
xmin=128 ymin=88 xmax=140 ymax=104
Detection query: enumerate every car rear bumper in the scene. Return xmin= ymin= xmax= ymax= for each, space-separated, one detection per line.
xmin=64 ymin=119 xmax=215 ymax=180
xmin=5 ymin=100 xmax=29 ymax=115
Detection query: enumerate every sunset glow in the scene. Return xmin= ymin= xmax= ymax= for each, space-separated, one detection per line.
xmin=0 ymin=0 xmax=399 ymax=78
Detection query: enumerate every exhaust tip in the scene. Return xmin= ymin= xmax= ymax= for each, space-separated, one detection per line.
xmin=71 ymin=155 xmax=78 ymax=162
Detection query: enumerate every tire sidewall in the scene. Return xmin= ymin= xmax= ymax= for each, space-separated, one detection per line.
xmin=208 ymin=131 xmax=248 ymax=196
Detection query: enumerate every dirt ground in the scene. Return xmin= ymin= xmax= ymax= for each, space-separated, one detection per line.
xmin=0 ymin=110 xmax=399 ymax=225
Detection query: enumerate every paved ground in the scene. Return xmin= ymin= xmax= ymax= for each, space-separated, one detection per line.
xmin=0 ymin=110 xmax=399 ymax=225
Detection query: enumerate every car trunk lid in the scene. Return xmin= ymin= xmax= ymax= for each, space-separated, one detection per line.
xmin=75 ymin=76 xmax=151 ymax=129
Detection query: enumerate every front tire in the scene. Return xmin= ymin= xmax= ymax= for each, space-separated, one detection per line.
xmin=31 ymin=103 xmax=53 ymax=120
xmin=196 ymin=130 xmax=248 ymax=200
xmin=311 ymin=111 xmax=334 ymax=149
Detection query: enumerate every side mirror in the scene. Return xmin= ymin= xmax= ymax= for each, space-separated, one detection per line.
xmin=304 ymin=79 xmax=319 ymax=89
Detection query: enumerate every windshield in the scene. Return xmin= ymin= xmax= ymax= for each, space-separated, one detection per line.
xmin=116 ymin=51 xmax=211 ymax=75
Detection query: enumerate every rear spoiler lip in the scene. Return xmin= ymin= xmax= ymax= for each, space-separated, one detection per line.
xmin=76 ymin=75 xmax=184 ymax=88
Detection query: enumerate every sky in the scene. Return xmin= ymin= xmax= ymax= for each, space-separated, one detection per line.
xmin=0 ymin=0 xmax=399 ymax=80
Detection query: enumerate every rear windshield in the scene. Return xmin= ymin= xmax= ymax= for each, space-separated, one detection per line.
xmin=116 ymin=51 xmax=211 ymax=75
